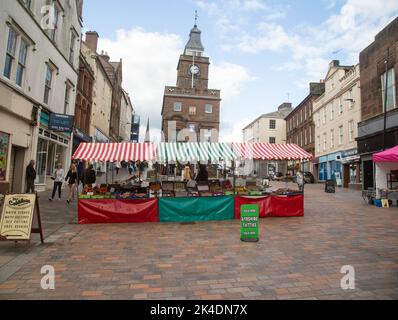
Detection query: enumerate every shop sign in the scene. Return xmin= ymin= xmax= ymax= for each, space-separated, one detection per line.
xmin=342 ymin=149 xmax=358 ymax=158
xmin=0 ymin=194 xmax=35 ymax=240
xmin=241 ymin=204 xmax=259 ymax=242
xmin=0 ymin=132 xmax=10 ymax=182
xmin=0 ymin=194 xmax=44 ymax=243
xmin=49 ymin=113 xmax=74 ymax=133
xmin=74 ymin=128 xmax=92 ymax=143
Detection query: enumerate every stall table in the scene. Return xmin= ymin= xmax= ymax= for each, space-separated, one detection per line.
xmin=159 ymin=196 xmax=234 ymax=223
xmin=78 ymin=198 xmax=158 ymax=224
xmin=234 ymin=195 xmax=304 ymax=219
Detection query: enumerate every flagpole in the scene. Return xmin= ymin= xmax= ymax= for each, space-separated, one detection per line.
xmin=192 ymin=54 xmax=195 ymax=89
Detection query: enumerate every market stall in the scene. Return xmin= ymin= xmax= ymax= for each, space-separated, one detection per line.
xmin=73 ymin=142 xmax=158 ymax=224
xmin=72 ymin=141 xmax=312 ymax=224
xmin=156 ymin=142 xmax=238 ymax=223
xmin=232 ymin=143 xmax=311 ymax=218
xmin=373 ymin=146 xmax=398 ymax=206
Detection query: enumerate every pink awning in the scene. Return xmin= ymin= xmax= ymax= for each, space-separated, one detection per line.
xmin=72 ymin=143 xmax=156 ymax=162
xmin=373 ymin=145 xmax=398 ymax=163
xmin=232 ymin=143 xmax=313 ymax=160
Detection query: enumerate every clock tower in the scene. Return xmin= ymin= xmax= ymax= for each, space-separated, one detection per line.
xmin=161 ymin=22 xmax=221 ymax=142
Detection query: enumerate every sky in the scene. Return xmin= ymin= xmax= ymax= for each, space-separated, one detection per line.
xmin=82 ymin=0 xmax=398 ymax=142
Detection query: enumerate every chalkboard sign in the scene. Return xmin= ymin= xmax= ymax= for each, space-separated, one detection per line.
xmin=325 ymin=180 xmax=336 ymax=193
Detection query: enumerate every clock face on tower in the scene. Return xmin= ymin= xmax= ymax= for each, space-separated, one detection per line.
xmin=189 ymin=64 xmax=200 ymax=76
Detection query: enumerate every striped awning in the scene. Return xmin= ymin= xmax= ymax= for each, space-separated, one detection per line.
xmin=157 ymin=142 xmax=238 ymax=163
xmin=232 ymin=143 xmax=313 ymax=160
xmin=72 ymin=143 xmax=156 ymax=162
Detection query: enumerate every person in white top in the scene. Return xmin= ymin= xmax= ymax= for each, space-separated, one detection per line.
xmin=296 ymin=168 xmax=305 ymax=193
xmin=49 ymin=163 xmax=65 ymax=201
xmin=115 ymin=161 xmax=121 ymax=175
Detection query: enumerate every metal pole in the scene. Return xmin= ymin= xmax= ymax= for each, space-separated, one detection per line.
xmin=383 ymin=47 xmax=390 ymax=151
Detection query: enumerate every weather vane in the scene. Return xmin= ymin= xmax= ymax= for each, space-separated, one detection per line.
xmin=194 ymin=10 xmax=198 ymax=26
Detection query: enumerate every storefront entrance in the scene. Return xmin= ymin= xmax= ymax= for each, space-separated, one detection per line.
xmin=363 ymin=160 xmax=374 ymax=190
xmin=35 ymin=128 xmax=70 ymax=190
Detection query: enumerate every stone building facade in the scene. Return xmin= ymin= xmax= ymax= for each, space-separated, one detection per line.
xmin=0 ymin=0 xmax=82 ymax=192
xmin=73 ymin=51 xmax=94 ymax=152
xmin=285 ymin=82 xmax=325 ymax=173
xmin=242 ymin=103 xmax=293 ymax=177
xmin=313 ymin=61 xmax=361 ymax=189
xmin=357 ymin=17 xmax=398 ymax=190
xmin=161 ymin=24 xmax=221 ymax=142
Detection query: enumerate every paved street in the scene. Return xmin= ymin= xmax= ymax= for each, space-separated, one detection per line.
xmin=0 ymin=182 xmax=397 ymax=300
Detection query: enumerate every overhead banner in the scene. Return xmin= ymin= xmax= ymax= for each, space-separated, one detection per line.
xmin=0 ymin=194 xmax=36 ymax=240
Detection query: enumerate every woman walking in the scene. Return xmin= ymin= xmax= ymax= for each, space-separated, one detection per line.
xmin=65 ymin=164 xmax=77 ymax=204
xmin=49 ymin=163 xmax=65 ymax=201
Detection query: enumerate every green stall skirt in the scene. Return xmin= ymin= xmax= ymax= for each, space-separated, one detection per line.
xmin=159 ymin=196 xmax=235 ymax=223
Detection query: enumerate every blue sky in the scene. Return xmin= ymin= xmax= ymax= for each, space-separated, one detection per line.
xmin=83 ymin=0 xmax=398 ymax=142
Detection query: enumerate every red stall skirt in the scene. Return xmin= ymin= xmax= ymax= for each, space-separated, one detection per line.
xmin=235 ymin=195 xmax=304 ymax=219
xmin=78 ymin=199 xmax=159 ymax=224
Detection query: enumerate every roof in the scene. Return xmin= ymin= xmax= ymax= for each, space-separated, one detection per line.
xmin=233 ymin=143 xmax=313 ymax=160
xmin=185 ymin=25 xmax=205 ymax=53
xmin=72 ymin=143 xmax=156 ymax=162
xmin=158 ymin=142 xmax=237 ymax=163
xmin=243 ymin=104 xmax=293 ymax=130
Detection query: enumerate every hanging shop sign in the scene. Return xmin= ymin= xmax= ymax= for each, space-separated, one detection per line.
xmin=0 ymin=194 xmax=44 ymax=243
xmin=240 ymin=204 xmax=259 ymax=242
xmin=49 ymin=113 xmax=74 ymax=133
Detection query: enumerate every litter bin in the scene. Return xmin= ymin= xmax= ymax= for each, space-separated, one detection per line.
xmin=325 ymin=180 xmax=336 ymax=193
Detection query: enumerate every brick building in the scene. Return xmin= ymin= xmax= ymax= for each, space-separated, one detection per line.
xmin=99 ymin=54 xmax=123 ymax=142
xmin=357 ymin=17 xmax=398 ymax=190
xmin=73 ymin=52 xmax=94 ymax=152
xmin=285 ymin=82 xmax=325 ymax=173
xmin=161 ymin=23 xmax=221 ymax=142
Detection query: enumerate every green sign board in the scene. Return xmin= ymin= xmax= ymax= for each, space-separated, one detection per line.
xmin=241 ymin=204 xmax=259 ymax=242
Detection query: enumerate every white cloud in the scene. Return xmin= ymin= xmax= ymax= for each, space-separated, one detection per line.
xmin=98 ymin=27 xmax=254 ymax=142
xmin=219 ymin=118 xmax=252 ymax=143
xmin=222 ymin=0 xmax=398 ymax=86
xmin=210 ymin=62 xmax=256 ymax=101
xmin=98 ymin=28 xmax=182 ymax=142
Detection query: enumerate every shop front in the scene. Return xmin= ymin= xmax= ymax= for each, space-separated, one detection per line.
xmin=35 ymin=111 xmax=73 ymax=191
xmin=341 ymin=149 xmax=361 ymax=190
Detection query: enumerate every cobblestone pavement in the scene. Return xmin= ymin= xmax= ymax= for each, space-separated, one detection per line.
xmin=0 ymin=182 xmax=397 ymax=300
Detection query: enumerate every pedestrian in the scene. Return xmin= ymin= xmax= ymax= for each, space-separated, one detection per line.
xmin=128 ymin=162 xmax=134 ymax=175
xmin=296 ymin=168 xmax=305 ymax=193
xmin=49 ymin=163 xmax=65 ymax=201
xmin=25 ymin=160 xmax=36 ymax=193
xmin=84 ymin=164 xmax=96 ymax=186
xmin=77 ymin=161 xmax=84 ymax=188
xmin=115 ymin=161 xmax=121 ymax=175
xmin=195 ymin=164 xmax=209 ymax=182
xmin=65 ymin=163 xmax=77 ymax=204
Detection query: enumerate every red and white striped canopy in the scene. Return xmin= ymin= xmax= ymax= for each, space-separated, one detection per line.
xmin=72 ymin=143 xmax=156 ymax=162
xmin=232 ymin=143 xmax=313 ymax=160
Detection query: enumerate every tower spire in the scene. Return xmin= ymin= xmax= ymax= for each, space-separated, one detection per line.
xmin=194 ymin=10 xmax=198 ymax=27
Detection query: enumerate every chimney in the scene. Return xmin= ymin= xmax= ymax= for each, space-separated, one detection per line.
xmin=85 ymin=31 xmax=99 ymax=53
xmin=309 ymin=82 xmax=325 ymax=95
xmin=101 ymin=52 xmax=110 ymax=63
xmin=329 ymin=60 xmax=340 ymax=68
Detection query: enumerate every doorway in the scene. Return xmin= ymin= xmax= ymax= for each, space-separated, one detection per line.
xmin=363 ymin=160 xmax=374 ymax=190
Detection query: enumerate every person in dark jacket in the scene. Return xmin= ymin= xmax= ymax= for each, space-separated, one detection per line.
xmin=65 ymin=163 xmax=78 ymax=204
xmin=25 ymin=160 xmax=36 ymax=193
xmin=84 ymin=164 xmax=96 ymax=186
xmin=195 ymin=164 xmax=209 ymax=182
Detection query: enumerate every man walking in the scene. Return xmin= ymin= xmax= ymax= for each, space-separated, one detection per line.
xmin=25 ymin=160 xmax=36 ymax=193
